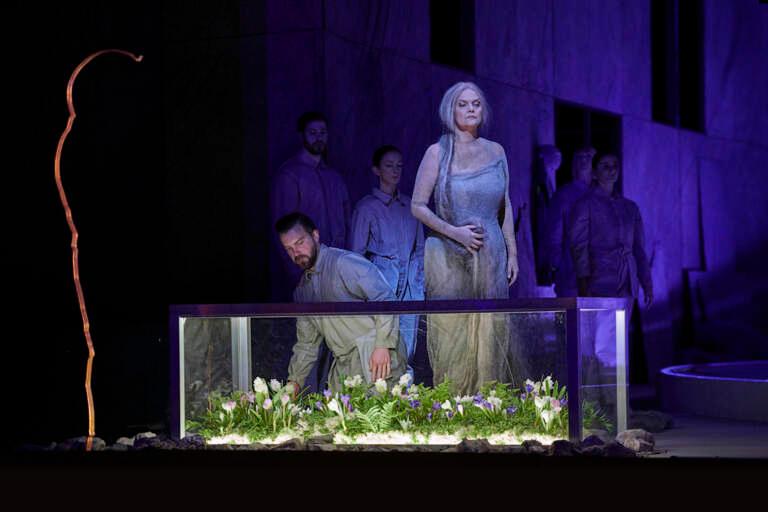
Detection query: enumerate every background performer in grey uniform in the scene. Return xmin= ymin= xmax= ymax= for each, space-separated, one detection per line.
xmin=546 ymin=146 xmax=595 ymax=297
xmin=569 ymin=153 xmax=653 ymax=367
xmin=349 ymin=145 xmax=425 ymax=374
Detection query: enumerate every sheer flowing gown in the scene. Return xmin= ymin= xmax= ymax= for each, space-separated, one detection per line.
xmin=425 ymin=157 xmax=510 ymax=394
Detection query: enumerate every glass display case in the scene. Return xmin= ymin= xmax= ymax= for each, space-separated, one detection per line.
xmin=170 ymin=298 xmax=631 ymax=443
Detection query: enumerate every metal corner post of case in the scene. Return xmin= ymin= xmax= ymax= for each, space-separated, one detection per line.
xmin=231 ymin=317 xmax=252 ymax=392
xmin=615 ymin=307 xmax=628 ymax=433
xmin=170 ymin=313 xmax=184 ymax=439
xmin=566 ymin=306 xmax=582 ymax=442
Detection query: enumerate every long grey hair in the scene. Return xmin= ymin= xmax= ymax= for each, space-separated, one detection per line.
xmin=434 ymin=82 xmax=491 ymax=222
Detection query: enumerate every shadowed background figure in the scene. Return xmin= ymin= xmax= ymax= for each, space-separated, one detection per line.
xmin=533 ymin=144 xmax=562 ymax=285
xmin=546 ymin=146 xmax=595 ymax=297
xmin=270 ymin=112 xmax=351 ymax=300
xmin=570 ymin=153 xmax=653 ymax=368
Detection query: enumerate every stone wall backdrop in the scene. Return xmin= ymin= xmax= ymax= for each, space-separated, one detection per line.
xmin=245 ymin=0 xmax=768 ymax=386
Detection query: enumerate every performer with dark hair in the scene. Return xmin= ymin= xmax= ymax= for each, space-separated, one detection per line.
xmin=546 ymin=146 xmax=595 ymax=296
xmin=349 ymin=145 xmax=424 ymax=374
xmin=276 ymin=212 xmax=407 ymax=395
xmin=569 ymin=153 xmax=653 ymax=368
xmin=270 ymin=111 xmax=351 ymax=299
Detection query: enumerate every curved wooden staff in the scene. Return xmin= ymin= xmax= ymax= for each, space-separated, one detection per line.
xmin=54 ymin=49 xmax=143 ymax=451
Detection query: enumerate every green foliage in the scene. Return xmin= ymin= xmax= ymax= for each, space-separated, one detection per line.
xmin=581 ymin=399 xmax=614 ymax=433
xmin=187 ymin=375 xmax=610 ymax=444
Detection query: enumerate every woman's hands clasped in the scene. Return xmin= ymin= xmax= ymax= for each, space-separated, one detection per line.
xmin=453 ymin=224 xmax=485 ymax=253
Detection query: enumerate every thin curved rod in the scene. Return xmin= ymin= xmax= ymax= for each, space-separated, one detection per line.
xmin=54 ymin=49 xmax=143 ymax=451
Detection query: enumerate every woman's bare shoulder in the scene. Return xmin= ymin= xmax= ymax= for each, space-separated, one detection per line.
xmin=425 ymin=142 xmax=441 ymax=156
xmin=479 ymin=138 xmax=506 ymax=157
xmin=418 ymin=143 xmax=441 ymax=166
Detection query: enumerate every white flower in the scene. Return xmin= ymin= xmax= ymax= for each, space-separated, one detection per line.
xmin=540 ymin=409 xmax=556 ymax=430
xmin=441 ymin=400 xmax=453 ymax=411
xmin=542 ymin=376 xmax=554 ymax=394
xmin=398 ymin=373 xmax=412 ymax=387
xmin=488 ymin=396 xmax=502 ymax=411
xmin=288 ymin=404 xmax=300 ymax=415
xmin=391 ymin=384 xmax=403 ymax=397
xmin=344 ymin=375 xmax=364 ymax=388
xmin=219 ymin=412 xmax=225 ymax=422
xmin=398 ymin=419 xmax=413 ymax=431
xmin=270 ymin=379 xmax=282 ymax=392
xmin=280 ymin=394 xmax=290 ymax=406
xmin=457 ymin=403 xmax=464 ymax=416
xmin=222 ymin=400 xmax=236 ymax=413
xmin=253 ymin=377 xmax=269 ymax=395
xmin=489 ymin=389 xmax=497 ymax=397
xmin=374 ymin=378 xmax=388 ymax=394
xmin=534 ymin=395 xmax=548 ymax=411
xmin=327 ymin=398 xmax=342 ymax=415
xmin=458 ymin=395 xmax=473 ymax=404
xmin=549 ymin=397 xmax=562 ymax=413
xmin=262 ymin=398 xmax=273 ymax=410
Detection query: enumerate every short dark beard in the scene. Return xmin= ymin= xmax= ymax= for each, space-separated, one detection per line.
xmin=295 ymin=241 xmax=319 ymax=270
xmin=303 ymin=139 xmax=326 ymax=157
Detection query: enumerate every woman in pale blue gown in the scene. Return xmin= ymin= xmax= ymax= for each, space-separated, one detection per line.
xmin=411 ymin=82 xmax=519 ymax=395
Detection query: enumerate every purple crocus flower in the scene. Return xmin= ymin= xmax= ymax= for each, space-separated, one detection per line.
xmin=315 ymin=401 xmax=324 ymax=411
xmin=506 ymin=406 xmax=517 ymax=415
xmin=445 ymin=411 xmax=454 ymax=419
xmin=426 ymin=412 xmax=433 ymax=421
xmin=432 ymin=401 xmax=441 ymax=411
xmin=525 ymin=383 xmax=534 ymax=393
xmin=323 ymin=389 xmax=332 ymax=400
xmin=241 ymin=391 xmax=255 ymax=404
xmin=409 ymin=399 xmax=421 ymax=409
xmin=520 ymin=393 xmax=528 ymax=401
xmin=483 ymin=400 xmax=493 ymax=410
xmin=561 ymin=398 xmax=568 ymax=407
xmin=473 ymin=393 xmax=484 ymax=404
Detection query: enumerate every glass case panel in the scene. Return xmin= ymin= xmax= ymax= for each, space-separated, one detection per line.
xmin=171 ymin=299 xmax=629 ymax=444
xmin=579 ymin=307 xmax=628 ymax=437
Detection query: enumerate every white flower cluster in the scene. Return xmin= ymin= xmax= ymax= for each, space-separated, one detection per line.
xmin=374 ymin=378 xmax=388 ymax=394
xmin=344 ymin=375 xmax=364 ymax=388
xmin=527 ymin=375 xmax=563 ymax=431
xmin=253 ymin=377 xmax=269 ymax=395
